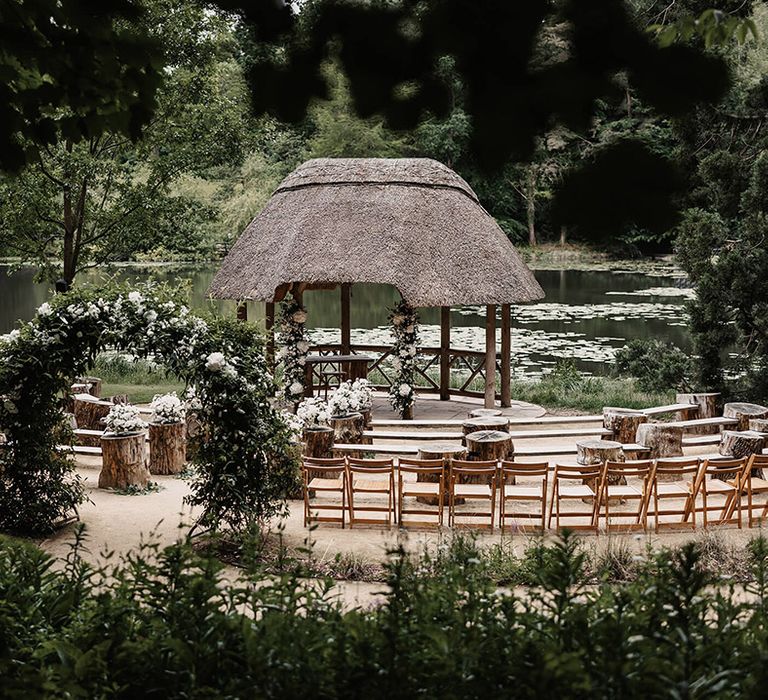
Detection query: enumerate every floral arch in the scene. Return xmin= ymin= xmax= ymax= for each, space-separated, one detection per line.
xmin=0 ymin=283 xmax=296 ymax=536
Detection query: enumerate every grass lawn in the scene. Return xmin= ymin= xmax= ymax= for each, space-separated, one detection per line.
xmin=101 ymin=381 xmax=185 ymax=404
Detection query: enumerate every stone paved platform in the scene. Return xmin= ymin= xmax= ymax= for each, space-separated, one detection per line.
xmin=370 ymin=392 xmax=546 ymax=421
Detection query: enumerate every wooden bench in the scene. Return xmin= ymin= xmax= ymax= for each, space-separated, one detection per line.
xmin=334 ymin=442 xmax=650 ymax=458
xmin=641 ymin=403 xmax=699 ymax=417
xmin=681 ymin=435 xmax=723 ymax=447
xmin=665 ymin=417 xmax=738 ymax=430
xmin=57 ymin=444 xmax=103 ymax=455
xmin=362 ymin=427 xmax=613 ymax=442
xmin=369 ymin=415 xmax=603 ymax=429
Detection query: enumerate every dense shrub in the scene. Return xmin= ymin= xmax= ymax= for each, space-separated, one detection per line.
xmin=3 ymin=530 xmax=768 ymax=698
xmin=614 ymin=338 xmax=692 ymax=392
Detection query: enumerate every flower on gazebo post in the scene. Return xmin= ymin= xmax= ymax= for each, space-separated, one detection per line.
xmin=277 ymin=298 xmax=309 ymax=405
xmin=388 ymin=299 xmax=419 ymax=420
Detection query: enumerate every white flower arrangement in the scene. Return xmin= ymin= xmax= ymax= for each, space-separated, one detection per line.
xmin=150 ymin=392 xmax=185 ymax=424
xmin=351 ymin=378 xmax=373 ymax=411
xmin=279 ymin=409 xmax=304 ymax=439
xmin=328 ymin=379 xmax=373 ymax=416
xmin=183 ymin=385 xmax=202 ymax=411
xmin=277 ymin=299 xmax=310 ymax=402
xmin=296 ymin=396 xmax=330 ymax=429
xmin=105 ymin=403 xmax=146 ymax=435
xmin=388 ymin=300 xmax=419 ymax=417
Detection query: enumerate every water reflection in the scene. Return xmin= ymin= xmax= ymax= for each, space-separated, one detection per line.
xmin=0 ymin=263 xmax=690 ymax=377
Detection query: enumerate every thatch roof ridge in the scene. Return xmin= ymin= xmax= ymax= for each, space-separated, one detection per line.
xmin=209 ymin=157 xmax=544 ymax=307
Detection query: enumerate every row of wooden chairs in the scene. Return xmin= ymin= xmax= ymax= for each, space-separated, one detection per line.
xmin=302 ymin=454 xmax=768 ymax=532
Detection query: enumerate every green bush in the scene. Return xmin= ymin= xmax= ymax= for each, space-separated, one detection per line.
xmin=614 ymin=338 xmax=692 ymax=393
xmin=4 ymin=530 xmax=768 ymax=698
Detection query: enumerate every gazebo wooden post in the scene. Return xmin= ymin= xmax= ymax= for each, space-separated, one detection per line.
xmin=265 ymin=301 xmax=275 ymax=370
xmin=484 ymin=304 xmax=496 ymax=409
xmin=341 ymin=283 xmax=351 ymax=355
xmin=500 ymin=303 xmax=511 ymax=408
xmin=440 ymin=306 xmax=450 ymax=401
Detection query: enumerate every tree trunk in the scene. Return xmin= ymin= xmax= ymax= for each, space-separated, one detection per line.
xmin=330 ymin=413 xmax=365 ymax=444
xmin=676 ymin=392 xmax=718 ymax=434
xmin=636 ymin=423 xmax=684 ymax=459
xmin=303 ymin=427 xmax=334 ymax=460
xmin=185 ymin=411 xmax=205 ymax=460
xmin=149 ymin=422 xmax=186 ymax=475
xmin=526 ymin=165 xmax=536 ymax=246
xmin=462 ymin=416 xmax=510 ymax=442
xmin=748 ymin=418 xmax=768 ymax=435
xmin=559 ymin=225 xmax=567 ymax=245
xmin=468 ymin=408 xmax=502 ymax=419
xmin=464 ymin=430 xmax=514 ymax=484
xmin=73 ymin=394 xmax=111 ymax=430
xmin=577 ymin=439 xmax=625 ymax=499
xmin=99 ymin=433 xmax=150 ymax=489
xmin=602 ymin=408 xmax=648 ymax=444
xmin=719 ymin=430 xmax=765 ymax=479
xmin=417 ymin=443 xmax=467 ymax=505
xmin=724 ymin=402 xmax=768 ymax=431
xmin=76 ymin=376 xmax=102 ymax=398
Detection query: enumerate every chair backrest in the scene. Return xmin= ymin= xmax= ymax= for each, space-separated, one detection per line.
xmin=303 ymin=456 xmax=346 ymax=466
xmin=500 ymin=460 xmax=549 ymax=479
xmin=552 ymin=463 xmax=603 ymax=480
xmin=605 ymin=459 xmax=653 ymax=479
xmin=347 ymin=456 xmax=394 ymax=473
xmin=397 ymin=457 xmax=444 ymax=475
xmin=701 ymin=457 xmax=746 ymax=477
xmin=450 ymin=458 xmax=498 ymax=476
xmin=653 ymin=458 xmax=701 ymax=478
xmin=303 ymin=462 xmax=346 ymax=476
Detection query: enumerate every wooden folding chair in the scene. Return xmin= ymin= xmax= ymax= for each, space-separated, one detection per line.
xmin=547 ymin=464 xmax=603 ymax=532
xmin=736 ymin=454 xmax=768 ymax=527
xmin=648 ymin=458 xmax=701 ymax=532
xmin=397 ymin=458 xmax=445 ymax=528
xmin=498 ymin=461 xmax=549 ymax=532
xmin=599 ymin=460 xmax=654 ymax=532
xmin=448 ymin=459 xmax=498 ymax=530
xmin=346 ymin=457 xmax=396 ymax=527
xmin=302 ymin=458 xmax=348 ymax=528
xmin=693 ymin=457 xmax=746 ymax=529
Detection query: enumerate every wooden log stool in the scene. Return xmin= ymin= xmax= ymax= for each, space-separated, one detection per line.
xmin=636 ymin=423 xmax=683 ymax=459
xmin=303 ymin=427 xmax=334 ymax=459
xmin=720 ymin=430 xmax=765 ymax=478
xmin=577 ymin=439 xmax=625 ymax=500
xmin=676 ymin=392 xmax=719 ymax=433
xmin=417 ymin=443 xmax=467 ymax=505
xmin=330 ymin=413 xmax=365 ymax=444
xmin=149 ymin=422 xmax=186 ymax=475
xmin=724 ymin=402 xmax=768 ymax=431
xmin=461 ymin=416 xmax=510 ymax=444
xmin=99 ymin=432 xmax=150 ymax=489
xmin=76 ymin=376 xmax=103 ymax=398
xmin=602 ymin=408 xmax=648 ymax=444
xmin=73 ymin=394 xmax=111 ymax=430
xmin=468 ymin=408 xmax=502 ymax=419
xmin=748 ymin=419 xmax=768 ymax=448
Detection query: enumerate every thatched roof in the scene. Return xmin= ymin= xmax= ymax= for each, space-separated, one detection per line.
xmin=209 ymin=158 xmax=544 ymax=307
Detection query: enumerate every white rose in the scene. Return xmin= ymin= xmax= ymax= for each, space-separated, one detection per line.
xmin=296 ymin=340 xmax=310 ymax=353
xmin=145 ymin=310 xmax=158 ymax=323
xmin=408 ymin=346 xmax=417 ymax=357
xmin=292 ymin=310 xmax=308 ymax=324
xmin=128 ymin=291 xmax=143 ymax=304
xmin=205 ymin=352 xmax=226 ymax=371
xmin=37 ymin=302 xmax=52 ymax=317
xmin=405 ymin=325 xmax=415 ymax=333
xmin=290 ymin=382 xmax=304 ymax=395
xmin=398 ymin=383 xmax=411 ymax=397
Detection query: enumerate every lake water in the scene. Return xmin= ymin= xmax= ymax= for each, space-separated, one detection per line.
xmin=0 ymin=262 xmax=692 ymax=378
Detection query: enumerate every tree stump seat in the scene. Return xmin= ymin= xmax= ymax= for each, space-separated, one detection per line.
xmin=676 ymin=392 xmax=719 ymax=433
xmin=99 ymin=433 xmax=150 ymax=489
xmin=576 ymin=439 xmax=625 ymax=500
xmin=719 ymin=430 xmax=765 ymax=478
xmin=461 ymin=416 xmax=510 ymax=441
xmin=602 ymin=408 xmax=648 ymax=446
xmin=724 ymin=402 xmax=768 ymax=431
xmin=148 ymin=422 xmax=186 ymax=475
xmin=468 ymin=408 xmax=503 ymax=419
xmin=635 ymin=423 xmax=684 ymax=459
xmin=416 ymin=443 xmax=467 ymax=505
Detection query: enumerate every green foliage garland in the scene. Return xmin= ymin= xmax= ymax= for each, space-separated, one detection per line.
xmin=277 ymin=299 xmax=309 ymax=404
xmin=388 ymin=300 xmax=418 ymax=417
xmin=0 ymin=283 xmax=296 ymax=535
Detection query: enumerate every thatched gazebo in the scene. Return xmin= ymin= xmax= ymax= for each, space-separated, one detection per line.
xmin=209 ymin=158 xmax=544 ymax=408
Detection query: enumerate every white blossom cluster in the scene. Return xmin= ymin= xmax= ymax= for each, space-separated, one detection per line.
xmin=279 ymin=409 xmax=304 ymax=438
xmin=277 ymin=301 xmax=310 ymax=401
xmin=388 ymin=301 xmax=419 ymax=416
xmin=296 ymin=396 xmax=330 ymax=428
xmin=327 ymin=378 xmax=373 ymax=417
xmin=150 ymin=392 xmax=186 ymax=424
xmin=105 ymin=403 xmax=146 ymax=435
xmin=183 ymin=385 xmax=202 ymax=411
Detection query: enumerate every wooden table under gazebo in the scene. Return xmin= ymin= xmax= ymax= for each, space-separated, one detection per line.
xmin=208 ymin=158 xmax=544 ymax=409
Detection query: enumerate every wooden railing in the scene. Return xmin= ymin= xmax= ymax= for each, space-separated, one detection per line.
xmin=309 ymin=343 xmax=505 ymax=400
